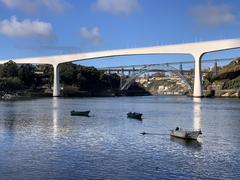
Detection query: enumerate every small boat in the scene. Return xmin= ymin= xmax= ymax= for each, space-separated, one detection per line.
xmin=70 ymin=110 xmax=90 ymax=116
xmin=127 ymin=112 xmax=142 ymax=120
xmin=170 ymin=127 xmax=202 ymax=140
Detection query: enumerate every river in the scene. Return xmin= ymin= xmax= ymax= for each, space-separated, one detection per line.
xmin=0 ymin=96 xmax=240 ymax=179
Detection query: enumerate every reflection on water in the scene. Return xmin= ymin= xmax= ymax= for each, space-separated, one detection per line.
xmin=52 ymin=97 xmax=59 ymax=138
xmin=193 ymin=98 xmax=201 ymax=130
xmin=3 ymin=103 xmax=17 ymax=131
xmin=170 ymin=136 xmax=202 ymax=151
xmin=2 ymin=103 xmax=18 ymax=144
xmin=4 ymin=114 xmax=17 ymax=131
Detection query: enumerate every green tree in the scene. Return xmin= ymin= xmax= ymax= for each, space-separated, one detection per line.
xmin=35 ymin=64 xmax=53 ymax=86
xmin=59 ymin=63 xmax=77 ymax=85
xmin=18 ymin=64 xmax=35 ymax=86
xmin=0 ymin=77 xmax=23 ymax=92
xmin=1 ymin=60 xmax=18 ymax=78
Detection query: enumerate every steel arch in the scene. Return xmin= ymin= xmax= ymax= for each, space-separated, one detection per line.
xmin=120 ymin=64 xmax=193 ymax=91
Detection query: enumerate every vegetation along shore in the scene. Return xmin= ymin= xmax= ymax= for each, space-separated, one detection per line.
xmin=0 ymin=58 xmax=239 ymax=100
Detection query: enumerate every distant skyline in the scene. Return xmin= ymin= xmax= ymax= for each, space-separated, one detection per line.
xmin=0 ymin=0 xmax=240 ymax=67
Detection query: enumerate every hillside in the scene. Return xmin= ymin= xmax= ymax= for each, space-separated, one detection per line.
xmin=211 ymin=58 xmax=240 ymax=89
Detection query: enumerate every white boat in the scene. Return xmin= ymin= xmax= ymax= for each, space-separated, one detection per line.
xmin=170 ymin=127 xmax=202 ymax=140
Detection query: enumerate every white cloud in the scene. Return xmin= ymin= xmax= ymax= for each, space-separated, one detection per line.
xmin=41 ymin=0 xmax=70 ymax=14
xmin=0 ymin=0 xmax=36 ymax=13
xmin=0 ymin=16 xmax=54 ymax=38
xmin=80 ymin=27 xmax=102 ymax=45
xmin=190 ymin=3 xmax=236 ymax=27
xmin=93 ymin=0 xmax=141 ymax=16
xmin=0 ymin=0 xmax=70 ymax=14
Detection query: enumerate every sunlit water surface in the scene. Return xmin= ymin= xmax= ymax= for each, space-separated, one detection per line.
xmin=0 ymin=96 xmax=240 ymax=179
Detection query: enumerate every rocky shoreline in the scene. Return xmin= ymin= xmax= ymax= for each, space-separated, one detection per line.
xmin=204 ymin=89 xmax=240 ymax=98
xmin=1 ymin=93 xmax=19 ymax=100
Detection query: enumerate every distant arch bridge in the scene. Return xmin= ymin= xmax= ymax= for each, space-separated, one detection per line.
xmin=101 ymin=63 xmax=193 ymax=91
xmin=99 ymin=57 xmax=235 ymax=91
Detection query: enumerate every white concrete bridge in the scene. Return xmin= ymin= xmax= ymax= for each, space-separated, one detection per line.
xmin=1 ymin=38 xmax=240 ymax=97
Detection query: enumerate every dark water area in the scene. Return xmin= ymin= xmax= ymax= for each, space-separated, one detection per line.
xmin=0 ymin=96 xmax=240 ymax=180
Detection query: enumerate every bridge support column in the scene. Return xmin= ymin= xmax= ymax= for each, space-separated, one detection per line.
xmin=53 ymin=64 xmax=60 ymax=97
xmin=214 ymin=61 xmax=218 ymax=76
xmin=120 ymin=68 xmax=125 ymax=89
xmin=179 ymin=64 xmax=183 ymax=75
xmin=193 ymin=53 xmax=203 ymax=98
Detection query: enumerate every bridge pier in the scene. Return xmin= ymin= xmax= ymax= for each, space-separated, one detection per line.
xmin=120 ymin=68 xmax=125 ymax=88
xmin=193 ymin=54 xmax=203 ymax=98
xmin=53 ymin=64 xmax=60 ymax=97
xmin=179 ymin=63 xmax=183 ymax=74
xmin=214 ymin=61 xmax=218 ymax=76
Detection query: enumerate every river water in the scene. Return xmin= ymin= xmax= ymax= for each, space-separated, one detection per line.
xmin=0 ymin=96 xmax=239 ymax=180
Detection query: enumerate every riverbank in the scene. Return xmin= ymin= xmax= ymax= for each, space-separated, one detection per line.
xmin=1 ymin=89 xmax=239 ymax=100
xmin=204 ymin=89 xmax=240 ymax=98
xmin=0 ymin=88 xmax=150 ymax=100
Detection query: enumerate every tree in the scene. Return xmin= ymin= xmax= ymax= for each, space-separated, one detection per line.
xmin=1 ymin=60 xmax=18 ymax=78
xmin=35 ymin=64 xmax=53 ymax=86
xmin=59 ymin=63 xmax=77 ymax=85
xmin=0 ymin=77 xmax=23 ymax=92
xmin=18 ymin=64 xmax=35 ymax=86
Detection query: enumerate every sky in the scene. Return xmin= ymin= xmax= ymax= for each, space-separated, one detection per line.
xmin=0 ymin=0 xmax=240 ymax=68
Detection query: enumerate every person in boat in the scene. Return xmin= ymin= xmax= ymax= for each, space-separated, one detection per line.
xmin=175 ymin=127 xmax=179 ymax=131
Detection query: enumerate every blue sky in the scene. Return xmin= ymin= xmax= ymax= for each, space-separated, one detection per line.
xmin=0 ymin=0 xmax=239 ymax=68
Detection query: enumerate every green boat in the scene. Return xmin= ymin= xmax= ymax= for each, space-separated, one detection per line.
xmin=70 ymin=110 xmax=90 ymax=116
